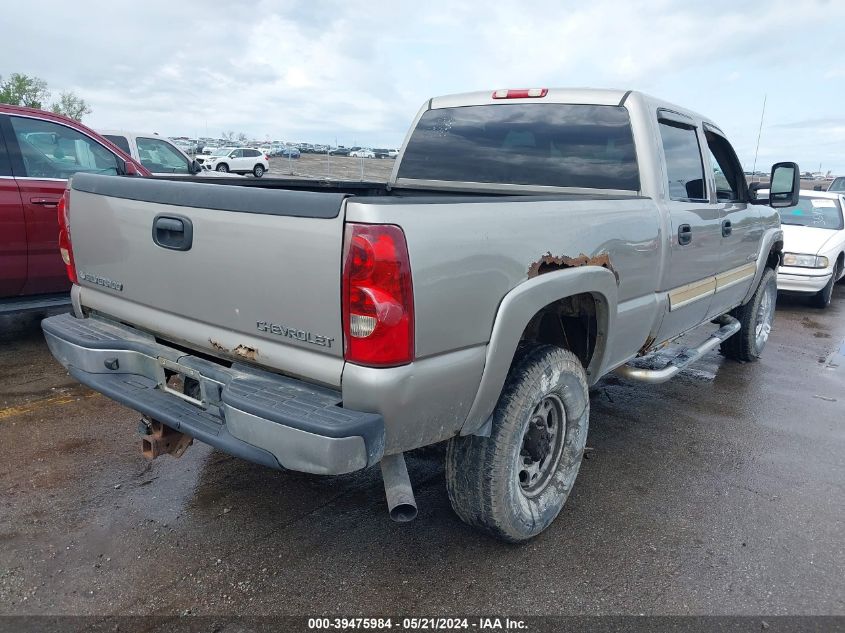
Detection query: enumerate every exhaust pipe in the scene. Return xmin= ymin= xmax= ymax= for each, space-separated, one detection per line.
xmin=380 ymin=453 xmax=417 ymax=522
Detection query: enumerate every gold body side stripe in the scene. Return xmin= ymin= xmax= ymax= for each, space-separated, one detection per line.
xmin=668 ymin=277 xmax=716 ymax=311
xmin=668 ymin=263 xmax=757 ymax=312
xmin=715 ymin=262 xmax=756 ymax=291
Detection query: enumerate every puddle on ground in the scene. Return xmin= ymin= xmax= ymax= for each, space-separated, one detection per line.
xmin=820 ymin=337 xmax=845 ymax=373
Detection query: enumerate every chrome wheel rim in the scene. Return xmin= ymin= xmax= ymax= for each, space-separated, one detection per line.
xmin=518 ymin=394 xmax=566 ymax=497
xmin=755 ymin=282 xmax=776 ymax=348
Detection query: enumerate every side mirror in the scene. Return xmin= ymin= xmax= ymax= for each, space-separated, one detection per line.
xmin=768 ymin=161 xmax=800 ymax=208
xmin=189 ymin=160 xmax=202 ymax=175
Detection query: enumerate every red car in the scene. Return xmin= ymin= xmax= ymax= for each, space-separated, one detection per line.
xmin=0 ymin=105 xmax=149 ymax=313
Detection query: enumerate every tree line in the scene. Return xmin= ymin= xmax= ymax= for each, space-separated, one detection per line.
xmin=0 ymin=72 xmax=92 ymax=121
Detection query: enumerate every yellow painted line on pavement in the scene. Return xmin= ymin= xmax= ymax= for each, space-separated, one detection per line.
xmin=0 ymin=391 xmax=100 ymax=421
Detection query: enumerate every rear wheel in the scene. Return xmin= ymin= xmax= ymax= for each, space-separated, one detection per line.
xmin=253 ymin=164 xmax=265 ymax=178
xmin=811 ymin=260 xmax=840 ymax=309
xmin=720 ymin=267 xmax=777 ymax=361
xmin=215 ymin=163 xmax=229 ymax=173
xmin=445 ymin=345 xmax=589 ymax=542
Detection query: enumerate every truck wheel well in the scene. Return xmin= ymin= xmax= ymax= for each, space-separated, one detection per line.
xmin=519 ymin=293 xmax=598 ymax=368
xmin=768 ymin=240 xmax=784 ymax=269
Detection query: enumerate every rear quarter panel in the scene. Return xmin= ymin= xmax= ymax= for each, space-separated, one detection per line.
xmin=346 ymin=197 xmax=661 ymax=361
xmin=343 ymin=196 xmax=661 ymax=450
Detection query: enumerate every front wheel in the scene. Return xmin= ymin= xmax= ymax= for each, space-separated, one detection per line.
xmin=720 ymin=267 xmax=777 ymax=361
xmin=446 ymin=345 xmax=589 ymax=542
xmin=253 ymin=164 xmax=265 ymax=178
xmin=811 ymin=261 xmax=840 ymax=309
xmin=215 ymin=163 xmax=229 ymax=173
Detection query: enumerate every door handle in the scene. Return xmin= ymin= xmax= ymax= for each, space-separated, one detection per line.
xmin=678 ymin=224 xmax=692 ymax=246
xmin=722 ymin=219 xmax=733 ymax=237
xmin=30 ymin=197 xmax=60 ymax=207
xmin=152 ymin=214 xmax=193 ymax=251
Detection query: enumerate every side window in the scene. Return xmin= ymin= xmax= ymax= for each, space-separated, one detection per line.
xmin=705 ymin=131 xmax=743 ymax=202
xmin=230 ymin=149 xmax=241 ymax=158
xmin=103 ymin=134 xmax=132 ymax=156
xmin=136 ymin=137 xmax=189 ymax=174
xmin=659 ymin=121 xmax=706 ymax=201
xmin=9 ymin=116 xmax=119 ymax=179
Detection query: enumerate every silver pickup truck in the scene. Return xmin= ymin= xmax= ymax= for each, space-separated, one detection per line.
xmin=42 ymin=88 xmax=799 ymax=542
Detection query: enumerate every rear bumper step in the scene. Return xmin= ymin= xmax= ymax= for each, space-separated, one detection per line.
xmin=615 ymin=315 xmax=741 ymax=384
xmin=41 ymin=312 xmax=384 ymax=474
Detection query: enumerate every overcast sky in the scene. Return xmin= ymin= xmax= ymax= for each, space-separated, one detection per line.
xmin=4 ymin=0 xmax=844 ymax=172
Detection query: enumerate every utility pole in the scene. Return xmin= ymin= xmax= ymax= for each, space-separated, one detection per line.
xmin=752 ymin=94 xmax=767 ymax=182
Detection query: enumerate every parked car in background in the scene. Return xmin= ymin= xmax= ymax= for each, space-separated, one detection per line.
xmin=99 ymin=131 xmax=205 ymax=177
xmin=828 ymin=176 xmax=845 ymax=193
xmin=200 ymin=147 xmax=270 ymax=177
xmin=759 ymin=189 xmax=845 ymax=308
xmin=373 ymin=148 xmax=391 ymax=159
xmin=388 ymin=148 xmax=399 ymax=158
xmin=279 ymin=146 xmax=301 ymax=159
xmin=329 ymin=146 xmax=350 ymax=156
xmin=0 ymin=104 xmax=149 ymax=313
xmin=349 ymin=147 xmax=376 ymax=158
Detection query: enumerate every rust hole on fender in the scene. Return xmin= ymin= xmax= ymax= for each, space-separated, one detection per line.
xmin=527 ymin=252 xmax=617 ymax=281
xmin=209 ymin=339 xmax=229 ymax=353
xmin=233 ymin=344 xmax=258 ymax=361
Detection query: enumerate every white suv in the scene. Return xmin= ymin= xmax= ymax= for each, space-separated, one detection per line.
xmin=200 ymin=147 xmax=270 ymax=177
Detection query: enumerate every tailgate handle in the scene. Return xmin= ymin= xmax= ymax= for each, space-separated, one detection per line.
xmin=153 ymin=215 xmax=193 ymax=251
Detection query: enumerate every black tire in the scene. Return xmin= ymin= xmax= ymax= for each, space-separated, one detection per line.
xmin=253 ymin=164 xmax=265 ymax=178
xmin=720 ymin=267 xmax=777 ymax=361
xmin=445 ymin=345 xmax=589 ymax=543
xmin=215 ymin=163 xmax=229 ymax=173
xmin=811 ymin=261 xmax=840 ymax=308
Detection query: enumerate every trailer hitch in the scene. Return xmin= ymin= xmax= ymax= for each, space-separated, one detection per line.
xmin=139 ymin=416 xmax=193 ymax=460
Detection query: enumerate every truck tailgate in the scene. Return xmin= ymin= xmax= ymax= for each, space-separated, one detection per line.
xmin=68 ymin=174 xmax=348 ymax=387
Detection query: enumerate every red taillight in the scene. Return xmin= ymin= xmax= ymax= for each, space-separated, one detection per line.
xmin=264 ymin=154 xmax=270 ymax=161
xmin=491 ymin=88 xmax=548 ymax=99
xmin=342 ymin=223 xmax=414 ymax=367
xmin=57 ymin=190 xmax=78 ymax=284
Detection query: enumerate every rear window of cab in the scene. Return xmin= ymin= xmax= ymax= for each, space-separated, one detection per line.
xmin=397 ymin=103 xmax=640 ymax=191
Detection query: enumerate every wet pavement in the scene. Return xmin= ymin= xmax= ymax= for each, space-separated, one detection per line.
xmin=1 ymin=287 xmax=843 ymax=617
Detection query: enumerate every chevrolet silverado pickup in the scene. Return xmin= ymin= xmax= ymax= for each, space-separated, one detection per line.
xmin=42 ymin=88 xmax=799 ymax=542
xmin=0 ymin=105 xmax=149 ymax=314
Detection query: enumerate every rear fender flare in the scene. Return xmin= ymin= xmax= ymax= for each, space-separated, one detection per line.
xmin=459 ymin=266 xmax=618 ymax=436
